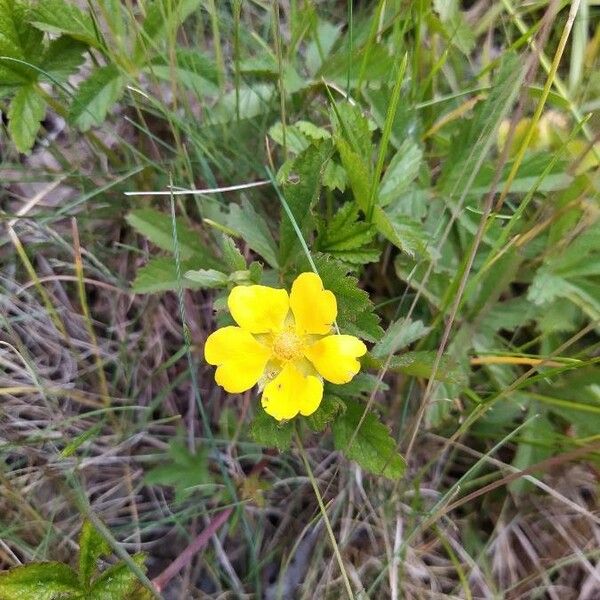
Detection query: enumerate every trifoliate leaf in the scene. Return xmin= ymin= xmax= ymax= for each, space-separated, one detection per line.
xmin=332 ymin=399 xmax=406 ymax=480
xmin=78 ymin=520 xmax=110 ymax=588
xmin=0 ymin=563 xmax=80 ymax=600
xmin=69 ymin=64 xmax=125 ymax=131
xmin=306 ymin=395 xmax=345 ymax=432
xmin=7 ymin=83 xmax=46 ymax=153
xmin=250 ymin=409 xmax=294 ymax=451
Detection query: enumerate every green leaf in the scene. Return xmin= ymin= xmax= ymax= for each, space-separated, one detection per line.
xmin=126 ymin=208 xmax=219 ymax=264
xmin=371 ymin=318 xmax=431 ymax=359
xmin=7 ymin=83 xmax=46 ymax=153
xmin=69 ymin=65 xmax=125 ymax=131
xmin=335 ymin=136 xmax=371 ymax=212
xmin=220 ymin=234 xmax=246 ymax=272
xmin=378 ymin=140 xmax=423 ymax=207
xmin=88 ymin=554 xmax=146 ymax=600
xmin=79 ymin=520 xmax=110 ymax=589
xmin=146 ymin=49 xmax=218 ymax=95
xmin=41 ymin=36 xmax=87 ymax=82
xmin=132 ymin=257 xmax=209 ymax=294
xmin=29 ymin=0 xmax=100 ymax=47
xmin=372 ymin=206 xmax=429 ymax=258
xmin=268 ymin=122 xmax=310 ymax=154
xmin=322 ymin=160 xmax=347 ymax=192
xmin=381 ymin=351 xmax=467 ymax=386
xmin=184 ymin=268 xmax=229 ymax=288
xmin=279 ymin=142 xmax=332 ymax=266
xmin=306 ymin=254 xmax=382 ymax=341
xmin=305 ymin=19 xmax=341 ymax=75
xmin=332 ymin=399 xmax=406 ymax=480
xmin=250 ymin=409 xmax=294 ymax=451
xmin=145 ymin=440 xmax=212 ymax=502
xmin=0 ymin=563 xmax=80 ymax=600
xmin=228 ymin=199 xmax=279 ymax=269
xmin=306 ymin=395 xmax=345 ymax=432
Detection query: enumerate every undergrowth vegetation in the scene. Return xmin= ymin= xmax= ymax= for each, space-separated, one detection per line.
xmin=1 ymin=0 xmax=599 ymax=598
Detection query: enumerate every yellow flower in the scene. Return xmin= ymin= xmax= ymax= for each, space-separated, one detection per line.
xmin=204 ymin=272 xmax=367 ymax=421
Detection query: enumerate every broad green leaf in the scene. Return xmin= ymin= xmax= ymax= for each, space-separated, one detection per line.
xmin=250 ymin=409 xmax=294 ymax=451
xmin=88 ymin=554 xmax=146 ymax=600
xmin=184 ymin=268 xmax=229 ymax=288
xmin=79 ymin=520 xmax=110 ymax=588
xmin=228 ymin=199 xmax=279 ymax=268
xmin=69 ymin=65 xmax=125 ymax=131
xmin=373 ymin=206 xmax=429 ymax=258
xmin=41 ymin=36 xmax=87 ymax=82
xmin=145 ymin=441 xmax=212 ymax=502
xmin=372 ymin=318 xmax=431 ymax=359
xmin=30 ymin=0 xmax=100 ymax=47
xmin=0 ymin=563 xmax=80 ymax=600
xmin=332 ymin=399 xmax=406 ymax=480
xmin=8 ymin=84 xmax=46 ymax=153
xmin=146 ymin=49 xmax=218 ymax=95
xmin=132 ymin=257 xmax=207 ymax=294
xmin=306 ymin=395 xmax=345 ymax=432
xmin=126 ymin=208 xmax=219 ymax=264
xmin=279 ymin=142 xmax=332 ymax=266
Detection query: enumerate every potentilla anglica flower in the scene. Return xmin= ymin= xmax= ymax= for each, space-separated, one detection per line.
xmin=204 ymin=272 xmax=367 ymax=421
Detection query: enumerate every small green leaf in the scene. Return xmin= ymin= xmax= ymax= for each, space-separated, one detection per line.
xmin=335 ymin=137 xmax=371 ymax=212
xmin=379 ymin=140 xmax=423 ymax=206
xmin=306 ymin=395 xmax=345 ymax=432
xmin=146 ymin=49 xmax=218 ymax=95
xmin=372 ymin=318 xmax=431 ymax=359
xmin=8 ymin=84 xmax=46 ymax=153
xmin=332 ymin=400 xmax=406 ymax=480
xmin=126 ymin=208 xmax=219 ymax=264
xmin=373 ymin=206 xmax=429 ymax=258
xmin=269 ymin=122 xmax=309 ymax=154
xmin=250 ymin=409 xmax=294 ymax=451
xmin=184 ymin=268 xmax=229 ymax=288
xmin=0 ymin=563 xmax=80 ymax=600
xmin=220 ymin=234 xmax=247 ymax=272
xmin=30 ymin=0 xmax=100 ymax=47
xmin=228 ymin=199 xmax=279 ymax=268
xmin=69 ymin=65 xmax=125 ymax=131
xmin=377 ymin=351 xmax=467 ymax=386
xmin=322 ymin=160 xmax=347 ymax=192
xmin=41 ymin=36 xmax=87 ymax=82
xmin=88 ymin=554 xmax=146 ymax=600
xmin=132 ymin=257 xmax=206 ymax=294
xmin=79 ymin=520 xmax=110 ymax=589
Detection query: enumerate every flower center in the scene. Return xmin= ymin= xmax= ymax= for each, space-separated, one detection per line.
xmin=272 ymin=329 xmax=303 ymax=362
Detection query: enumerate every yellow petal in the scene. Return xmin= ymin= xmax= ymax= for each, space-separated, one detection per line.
xmin=205 ymin=326 xmax=271 ymax=393
xmin=304 ymin=335 xmax=367 ymax=384
xmin=228 ymin=285 xmax=289 ymax=333
xmin=261 ymin=363 xmax=323 ymax=421
xmin=290 ymin=272 xmax=337 ymax=335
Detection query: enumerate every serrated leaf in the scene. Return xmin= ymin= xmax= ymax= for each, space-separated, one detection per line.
xmin=228 ymin=199 xmax=279 ymax=268
xmin=306 ymin=395 xmax=345 ymax=432
xmin=0 ymin=563 xmax=80 ymax=600
xmin=335 ymin=137 xmax=371 ymax=212
xmin=279 ymin=142 xmax=332 ymax=266
xmin=79 ymin=520 xmax=110 ymax=588
xmin=372 ymin=318 xmax=431 ymax=359
xmin=332 ymin=102 xmax=373 ymax=161
xmin=126 ymin=208 xmax=219 ymax=264
xmin=307 ymin=254 xmax=382 ymax=341
xmin=322 ymin=160 xmax=346 ymax=192
xmin=8 ymin=83 xmax=46 ymax=153
xmin=29 ymin=0 xmax=100 ymax=47
xmin=184 ymin=268 xmax=229 ymax=288
xmin=132 ymin=257 xmax=206 ymax=294
xmin=318 ymin=203 xmax=375 ymax=251
xmin=69 ymin=65 xmax=125 ymax=131
xmin=332 ymin=400 xmax=406 ymax=480
xmin=41 ymin=36 xmax=86 ymax=82
xmin=268 ymin=122 xmax=309 ymax=154
xmin=88 ymin=554 xmax=146 ymax=600
xmin=373 ymin=206 xmax=429 ymax=258
xmin=250 ymin=409 xmax=294 ymax=451
xmin=220 ymin=234 xmax=246 ymax=271
xmin=384 ymin=351 xmax=467 ymax=386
